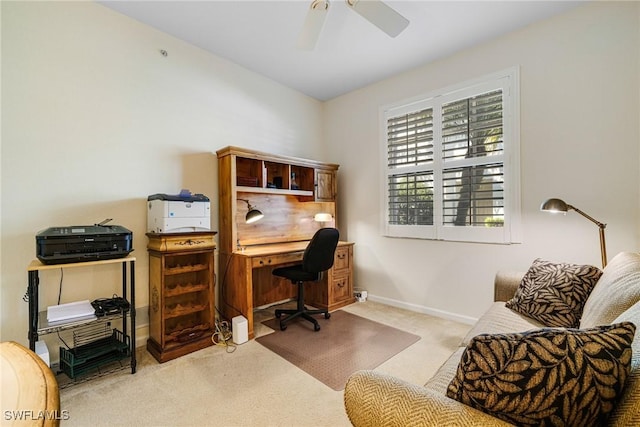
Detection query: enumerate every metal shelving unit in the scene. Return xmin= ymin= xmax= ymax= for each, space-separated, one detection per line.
xmin=26 ymin=256 xmax=136 ymax=385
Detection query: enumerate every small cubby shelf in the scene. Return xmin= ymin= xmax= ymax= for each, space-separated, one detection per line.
xmin=235 ymin=155 xmax=316 ymax=193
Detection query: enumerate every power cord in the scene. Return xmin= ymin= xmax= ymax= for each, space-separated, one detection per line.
xmin=211 ymin=318 xmax=236 ymax=353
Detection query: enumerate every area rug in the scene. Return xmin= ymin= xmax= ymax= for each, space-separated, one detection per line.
xmin=255 ymin=310 xmax=421 ymax=391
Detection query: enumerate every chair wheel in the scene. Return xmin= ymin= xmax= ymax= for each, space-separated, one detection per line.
xmin=324 ymin=312 xmax=331 ymax=319
xmin=314 ymin=323 xmax=321 ymax=331
xmin=280 ymin=323 xmax=287 ymax=331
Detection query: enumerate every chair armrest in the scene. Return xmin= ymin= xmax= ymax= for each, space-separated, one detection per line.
xmin=493 ymin=271 xmax=525 ymax=302
xmin=344 ymin=370 xmax=513 ymax=427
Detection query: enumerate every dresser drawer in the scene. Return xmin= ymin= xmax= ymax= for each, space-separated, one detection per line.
xmin=147 ymin=232 xmax=216 ymax=252
xmin=251 ymin=251 xmax=304 ymax=268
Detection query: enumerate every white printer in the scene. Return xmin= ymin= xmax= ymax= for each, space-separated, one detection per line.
xmin=147 ymin=191 xmax=211 ymax=234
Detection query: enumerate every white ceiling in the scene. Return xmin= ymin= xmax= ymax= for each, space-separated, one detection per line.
xmin=98 ymin=1 xmax=584 ymax=101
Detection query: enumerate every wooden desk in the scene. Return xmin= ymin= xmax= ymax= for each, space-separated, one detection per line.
xmin=220 ymin=241 xmax=354 ymax=339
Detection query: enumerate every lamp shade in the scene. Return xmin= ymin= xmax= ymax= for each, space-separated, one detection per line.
xmin=314 ymin=213 xmax=333 ymax=222
xmin=540 ymin=197 xmax=608 ymax=267
xmin=540 ymin=198 xmax=569 ymax=213
xmin=238 ymin=198 xmax=264 ymax=224
xmin=245 ymin=208 xmax=264 ymax=224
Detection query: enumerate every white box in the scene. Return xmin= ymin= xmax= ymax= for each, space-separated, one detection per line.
xmin=232 ymin=315 xmax=248 ymax=345
xmin=47 ymin=300 xmax=96 ymax=323
xmin=35 ymin=341 xmax=50 ymax=367
xmin=147 ymin=199 xmax=211 ymax=233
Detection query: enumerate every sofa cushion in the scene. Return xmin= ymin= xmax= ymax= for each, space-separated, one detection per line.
xmin=461 ymin=302 xmax=545 ymax=346
xmin=505 ymin=258 xmax=602 ymax=328
xmin=424 ymin=347 xmax=465 ymax=394
xmin=446 ymin=322 xmax=636 ymax=426
xmin=608 ymin=301 xmax=640 ymax=426
xmin=580 ymin=251 xmax=640 ymax=329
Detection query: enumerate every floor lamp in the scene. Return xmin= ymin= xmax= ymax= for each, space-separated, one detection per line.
xmin=540 ymin=198 xmax=608 ymax=268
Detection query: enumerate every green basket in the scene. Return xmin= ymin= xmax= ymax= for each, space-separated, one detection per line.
xmin=60 ymin=329 xmax=130 ymax=379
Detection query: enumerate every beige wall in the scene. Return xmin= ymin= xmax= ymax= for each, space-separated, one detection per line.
xmin=324 ymin=1 xmax=640 ymax=322
xmin=0 ymin=2 xmax=324 ymax=345
xmin=1 ymin=1 xmax=639 ymax=349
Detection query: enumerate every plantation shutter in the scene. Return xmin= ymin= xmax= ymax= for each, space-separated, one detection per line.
xmin=386 ymin=108 xmax=434 ymax=225
xmin=382 ymin=67 xmax=520 ymax=243
xmin=441 ymin=90 xmax=505 ymax=227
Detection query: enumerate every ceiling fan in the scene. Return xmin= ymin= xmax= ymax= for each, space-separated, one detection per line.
xmin=297 ymin=0 xmax=410 ymax=50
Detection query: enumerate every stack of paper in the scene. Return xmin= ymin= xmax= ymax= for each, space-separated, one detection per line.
xmin=47 ymin=300 xmax=96 ymax=324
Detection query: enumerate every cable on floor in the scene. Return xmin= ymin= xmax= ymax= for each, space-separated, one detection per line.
xmin=211 ymin=319 xmax=236 ymax=353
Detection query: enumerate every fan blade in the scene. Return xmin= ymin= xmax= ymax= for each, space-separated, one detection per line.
xmin=346 ymin=0 xmax=409 ymax=38
xmin=297 ymin=0 xmax=330 ymax=50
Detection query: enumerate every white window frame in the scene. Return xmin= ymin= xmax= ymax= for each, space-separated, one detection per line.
xmin=380 ymin=67 xmax=521 ymax=244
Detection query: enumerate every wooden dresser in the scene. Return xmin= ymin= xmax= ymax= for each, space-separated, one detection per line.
xmin=146 ymin=232 xmax=216 ymax=362
xmin=217 ymin=146 xmax=355 ymax=339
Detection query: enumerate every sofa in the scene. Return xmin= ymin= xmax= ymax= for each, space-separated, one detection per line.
xmin=344 ymin=251 xmax=640 ymax=426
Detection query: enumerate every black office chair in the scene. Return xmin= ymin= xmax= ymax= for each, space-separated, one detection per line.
xmin=272 ymin=228 xmax=340 ymax=332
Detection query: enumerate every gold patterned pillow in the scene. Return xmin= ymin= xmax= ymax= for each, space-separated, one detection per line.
xmin=446 ymin=322 xmax=636 ymax=426
xmin=506 ymin=258 xmax=602 ymax=327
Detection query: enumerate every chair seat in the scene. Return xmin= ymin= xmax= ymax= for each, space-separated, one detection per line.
xmin=273 ymin=265 xmax=320 ymax=283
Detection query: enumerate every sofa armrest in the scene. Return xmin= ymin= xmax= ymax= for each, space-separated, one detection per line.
xmin=493 ymin=271 xmax=525 ymax=302
xmin=344 ymin=370 xmax=513 ymax=427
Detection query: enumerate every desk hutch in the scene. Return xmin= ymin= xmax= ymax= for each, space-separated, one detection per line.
xmin=217 ymin=146 xmax=355 ymax=339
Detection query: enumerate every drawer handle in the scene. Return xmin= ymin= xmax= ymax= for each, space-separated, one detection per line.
xmin=337 ymin=280 xmax=345 ymax=288
xmin=337 ymin=254 xmax=345 ymax=259
xmin=177 ymin=239 xmax=205 ymax=246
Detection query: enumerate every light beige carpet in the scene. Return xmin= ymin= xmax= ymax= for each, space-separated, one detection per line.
xmin=59 ymin=301 xmax=472 ymax=426
xmin=257 ymin=311 xmax=421 ymax=390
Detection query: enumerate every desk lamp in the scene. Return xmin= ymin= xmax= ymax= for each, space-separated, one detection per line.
xmin=314 ymin=213 xmax=333 ymax=222
xmin=540 ymin=198 xmax=607 ymax=267
xmin=238 ymin=199 xmax=264 ymax=224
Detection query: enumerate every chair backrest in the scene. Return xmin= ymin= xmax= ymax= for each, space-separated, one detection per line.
xmin=302 ymin=228 xmax=340 ymax=274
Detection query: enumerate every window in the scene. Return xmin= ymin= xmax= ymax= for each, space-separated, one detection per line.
xmin=381 ymin=68 xmax=520 ymax=243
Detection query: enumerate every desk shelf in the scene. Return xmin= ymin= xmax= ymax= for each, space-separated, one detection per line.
xmin=236 ymin=186 xmax=314 ymax=197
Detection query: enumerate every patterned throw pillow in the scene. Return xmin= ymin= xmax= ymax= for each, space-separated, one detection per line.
xmin=446 ymin=322 xmax=636 ymax=426
xmin=506 ymin=259 xmax=602 ymax=328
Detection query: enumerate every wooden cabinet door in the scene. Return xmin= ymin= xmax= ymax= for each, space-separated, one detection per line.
xmin=316 ymin=170 xmax=336 ymax=201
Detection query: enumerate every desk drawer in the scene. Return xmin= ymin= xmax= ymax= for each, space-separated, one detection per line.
xmin=334 ymin=246 xmax=350 ymax=271
xmin=252 ymin=251 xmax=304 ymax=268
xmin=147 ymin=233 xmax=216 ymax=252
xmin=331 ymin=272 xmax=352 ymax=303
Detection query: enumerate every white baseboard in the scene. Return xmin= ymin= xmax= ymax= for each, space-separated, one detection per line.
xmin=367 ymin=294 xmax=478 ymax=325
xmin=134 ymin=306 xmax=149 ymax=348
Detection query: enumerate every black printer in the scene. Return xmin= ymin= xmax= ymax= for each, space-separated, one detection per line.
xmin=36 ymin=225 xmax=133 ymax=265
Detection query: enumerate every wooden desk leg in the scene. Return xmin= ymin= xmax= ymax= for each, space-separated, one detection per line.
xmin=221 ymin=254 xmax=255 ymax=340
